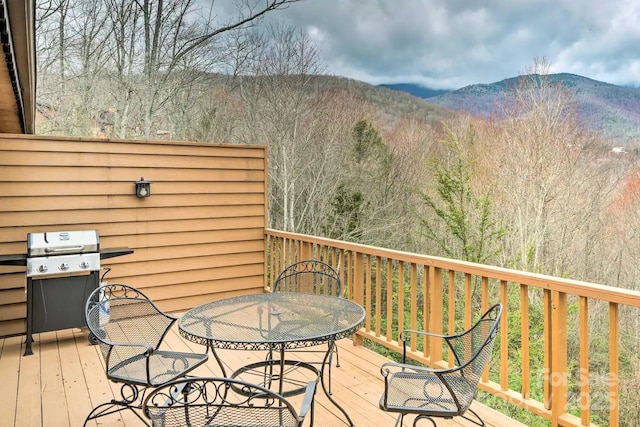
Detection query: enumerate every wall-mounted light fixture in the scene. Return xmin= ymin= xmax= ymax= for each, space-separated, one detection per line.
xmin=135 ymin=177 xmax=152 ymax=198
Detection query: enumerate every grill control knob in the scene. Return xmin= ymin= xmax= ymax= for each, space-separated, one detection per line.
xmin=59 ymin=263 xmax=70 ymax=272
xmin=38 ymin=265 xmax=48 ymax=273
xmin=80 ymin=261 xmax=91 ymax=269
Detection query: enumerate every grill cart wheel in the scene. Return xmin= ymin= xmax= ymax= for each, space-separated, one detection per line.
xmin=88 ymin=332 xmax=99 ymax=345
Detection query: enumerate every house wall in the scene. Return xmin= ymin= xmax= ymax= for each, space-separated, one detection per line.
xmin=0 ymin=134 xmax=267 ymax=337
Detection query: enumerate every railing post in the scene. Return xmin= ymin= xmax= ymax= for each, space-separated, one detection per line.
xmin=300 ymin=241 xmax=313 ymax=261
xmin=550 ymin=290 xmax=568 ymax=427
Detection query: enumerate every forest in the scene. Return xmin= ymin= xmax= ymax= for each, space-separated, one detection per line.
xmin=34 ymin=1 xmax=640 ymax=425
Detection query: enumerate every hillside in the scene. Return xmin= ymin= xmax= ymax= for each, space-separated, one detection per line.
xmin=311 ymin=75 xmax=456 ymax=125
xmin=424 ymin=73 xmax=640 ymax=144
xmin=377 ymin=83 xmax=450 ymax=99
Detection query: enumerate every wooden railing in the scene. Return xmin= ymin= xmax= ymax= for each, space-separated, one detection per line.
xmin=266 ymin=229 xmax=640 ymax=427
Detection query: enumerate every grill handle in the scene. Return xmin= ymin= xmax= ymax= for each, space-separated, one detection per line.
xmin=44 ymin=245 xmax=85 ymax=254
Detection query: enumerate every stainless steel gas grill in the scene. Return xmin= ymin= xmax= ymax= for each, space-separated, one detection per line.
xmin=24 ymin=230 xmax=101 ymax=355
xmin=0 ymin=229 xmax=134 ymax=356
xmin=27 ymin=230 xmax=101 ymax=277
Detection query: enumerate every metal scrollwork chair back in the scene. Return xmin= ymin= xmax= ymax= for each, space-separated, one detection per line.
xmin=379 ymin=303 xmax=502 ymax=427
xmin=272 ymin=259 xmax=342 ymax=296
xmin=143 ymin=376 xmax=317 ymax=427
xmin=83 ymin=283 xmax=209 ymax=426
xmin=272 ymin=259 xmax=342 ymax=393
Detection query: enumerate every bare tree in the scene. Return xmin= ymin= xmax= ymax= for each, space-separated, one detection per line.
xmin=36 ymin=0 xmax=306 ymax=137
xmin=487 ymin=58 xmax=625 ymax=277
xmin=235 ymin=22 xmax=331 ymax=232
xmin=36 ymin=0 xmax=114 ymax=134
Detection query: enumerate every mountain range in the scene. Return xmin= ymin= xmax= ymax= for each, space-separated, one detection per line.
xmin=379 ymin=74 xmax=640 ymax=144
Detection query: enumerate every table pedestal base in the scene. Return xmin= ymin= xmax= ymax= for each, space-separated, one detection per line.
xmin=231 ymin=359 xmax=320 ymax=398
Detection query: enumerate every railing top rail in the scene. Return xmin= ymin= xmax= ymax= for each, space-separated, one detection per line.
xmin=266 ymin=229 xmax=640 ymax=307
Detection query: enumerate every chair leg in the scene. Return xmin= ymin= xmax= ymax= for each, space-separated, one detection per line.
xmin=461 ymin=407 xmax=486 ymax=426
xmin=84 ymin=383 xmax=151 ymax=427
xmin=83 ymin=401 xmax=150 ymax=427
xmin=412 ymin=415 xmax=437 ymax=427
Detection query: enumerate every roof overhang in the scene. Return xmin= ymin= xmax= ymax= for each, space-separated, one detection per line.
xmin=0 ymin=0 xmax=35 ymax=134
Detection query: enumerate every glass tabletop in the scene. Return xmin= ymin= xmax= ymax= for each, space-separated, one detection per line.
xmin=179 ymin=292 xmax=365 ymax=351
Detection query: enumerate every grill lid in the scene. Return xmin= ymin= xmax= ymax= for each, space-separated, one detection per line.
xmin=27 ymin=230 xmax=100 ymax=257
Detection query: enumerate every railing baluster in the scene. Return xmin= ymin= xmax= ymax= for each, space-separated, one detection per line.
xmin=353 ymin=252 xmax=364 ymax=307
xmin=422 ymin=264 xmax=429 ymax=354
xmin=481 ymin=276 xmax=489 ymax=314
xmin=481 ymin=276 xmax=490 ymax=383
xmin=448 ymin=270 xmax=455 ymax=367
xmin=429 ymin=266 xmax=443 ymax=364
xmin=579 ymin=296 xmax=590 ymax=425
xmin=386 ymin=258 xmax=393 ymax=342
xmin=500 ymin=280 xmax=508 ymax=391
xmin=609 ymin=302 xmax=619 ymax=427
xmin=465 ymin=273 xmax=472 ymax=330
xmin=544 ymin=288 xmax=552 ymax=411
xmin=551 ymin=291 xmax=568 ymax=427
xmin=365 ymin=255 xmax=372 ymax=333
xmin=375 ymin=256 xmax=382 ymax=337
xmin=398 ymin=261 xmax=405 ymax=349
xmin=410 ymin=263 xmax=418 ymax=353
xmin=520 ymin=284 xmax=530 ymax=399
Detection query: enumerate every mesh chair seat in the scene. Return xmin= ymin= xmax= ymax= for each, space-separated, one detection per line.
xmin=108 ymin=350 xmax=210 ymax=386
xmin=157 ymin=405 xmax=298 ymax=427
xmin=383 ymin=371 xmax=475 ymax=416
xmin=143 ymin=377 xmax=316 ymax=427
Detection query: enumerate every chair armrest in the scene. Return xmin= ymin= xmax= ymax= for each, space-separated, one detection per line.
xmin=298 ymin=380 xmax=318 ymax=420
xmin=380 ymin=361 xmax=461 ymax=378
xmin=110 ymin=341 xmax=154 ymax=354
xmin=94 ymin=331 xmax=155 ymax=354
xmin=164 ymin=312 xmax=177 ymax=321
xmin=400 ymin=328 xmax=449 ymax=342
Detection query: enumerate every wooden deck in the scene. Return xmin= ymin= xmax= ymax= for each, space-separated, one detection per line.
xmin=0 ymin=323 xmax=522 ymax=427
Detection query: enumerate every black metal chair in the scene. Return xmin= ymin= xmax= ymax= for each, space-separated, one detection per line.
xmin=272 ymin=260 xmax=342 ymax=393
xmin=83 ymin=283 xmax=209 ymax=426
xmin=143 ymin=376 xmax=317 ymax=427
xmin=379 ymin=303 xmax=502 ymax=427
xmin=273 ymin=259 xmax=342 ymax=296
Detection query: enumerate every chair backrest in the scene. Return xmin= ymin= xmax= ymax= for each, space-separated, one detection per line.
xmin=445 ymin=303 xmax=502 ymax=403
xmin=143 ymin=377 xmax=302 ymax=427
xmin=85 ymin=283 xmax=175 ymax=373
xmin=273 ymin=260 xmax=342 ymax=297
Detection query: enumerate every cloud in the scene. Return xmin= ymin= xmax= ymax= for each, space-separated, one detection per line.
xmin=259 ymin=0 xmax=640 ymax=88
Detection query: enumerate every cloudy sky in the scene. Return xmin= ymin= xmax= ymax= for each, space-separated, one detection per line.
xmin=254 ymin=0 xmax=640 ymax=89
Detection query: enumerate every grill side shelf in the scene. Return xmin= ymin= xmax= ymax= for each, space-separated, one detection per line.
xmin=0 ymin=253 xmax=27 ymax=266
xmin=0 ymin=248 xmax=133 ymax=266
xmin=100 ymin=248 xmax=134 ymax=260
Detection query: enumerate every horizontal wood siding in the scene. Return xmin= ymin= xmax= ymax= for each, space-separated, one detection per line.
xmin=0 ymin=134 xmax=267 ymax=337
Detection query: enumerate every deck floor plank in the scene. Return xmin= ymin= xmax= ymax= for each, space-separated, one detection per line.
xmin=57 ymin=329 xmax=94 ymax=427
xmin=39 ymin=331 xmax=70 ymax=427
xmin=70 ymin=327 xmax=125 ymax=427
xmin=14 ymin=334 xmax=42 ymax=427
xmin=1 ymin=325 xmax=522 ymax=427
xmin=0 ymin=336 xmax=22 ymax=427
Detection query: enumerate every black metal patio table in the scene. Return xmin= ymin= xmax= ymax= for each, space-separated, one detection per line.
xmin=179 ymin=292 xmax=366 ymax=426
